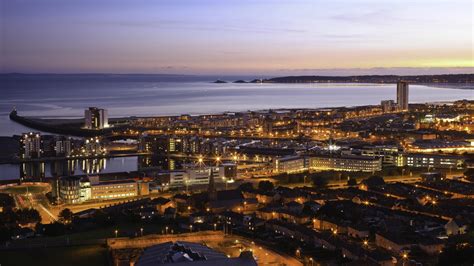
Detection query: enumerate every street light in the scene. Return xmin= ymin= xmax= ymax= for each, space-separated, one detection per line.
xmin=189 ymin=224 xmax=193 ymax=232
xmin=140 ymin=228 xmax=143 ymax=237
xmin=165 ymin=226 xmax=169 ymax=234
xmin=401 ymin=252 xmax=409 ymax=266
xmin=309 ymin=257 xmax=314 ymax=266
xmin=114 ymin=229 xmax=118 ymax=238
xmin=214 ymin=223 xmax=217 ymax=231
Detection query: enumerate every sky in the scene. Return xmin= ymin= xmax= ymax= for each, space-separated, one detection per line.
xmin=1 ymin=0 xmax=473 ymax=75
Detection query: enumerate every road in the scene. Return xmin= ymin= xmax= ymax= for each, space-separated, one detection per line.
xmin=1 ymin=183 xmax=57 ymax=223
xmin=17 ymin=191 xmax=57 ymax=223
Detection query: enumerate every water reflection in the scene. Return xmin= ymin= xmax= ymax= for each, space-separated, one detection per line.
xmin=2 ymin=155 xmax=193 ymax=181
xmin=20 ymin=162 xmax=45 ymax=179
xmin=81 ymin=158 xmax=106 ymax=175
xmin=138 ymin=156 xmax=188 ymax=171
xmin=50 ymin=160 xmax=76 ymax=177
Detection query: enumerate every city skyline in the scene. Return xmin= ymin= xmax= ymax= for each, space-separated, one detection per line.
xmin=1 ymin=0 xmax=473 ymax=75
xmin=1 ymin=1 xmax=474 ymax=265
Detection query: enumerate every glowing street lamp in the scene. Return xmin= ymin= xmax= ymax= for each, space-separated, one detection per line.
xmin=114 ymin=229 xmax=118 ymax=238
xmin=401 ymin=251 xmax=409 ymax=266
xmin=140 ymin=227 xmax=143 ymax=236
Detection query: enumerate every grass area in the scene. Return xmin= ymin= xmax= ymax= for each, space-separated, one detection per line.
xmin=1 ymin=185 xmax=49 ymax=195
xmin=63 ymin=222 xmax=164 ymax=241
xmin=12 ymin=222 xmax=166 ymax=246
xmin=0 ymin=245 xmax=107 ymax=266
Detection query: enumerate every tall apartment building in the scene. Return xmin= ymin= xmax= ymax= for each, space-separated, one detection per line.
xmin=380 ymin=100 xmax=396 ymax=113
xmin=20 ymin=132 xmax=42 ymax=159
xmin=396 ymin=81 xmax=409 ymax=111
xmin=84 ymin=107 xmax=109 ymax=129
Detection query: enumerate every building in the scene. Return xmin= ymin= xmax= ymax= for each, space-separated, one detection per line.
xmin=132 ymin=241 xmax=257 ymax=266
xmin=55 ymin=136 xmax=72 ymax=157
xmin=380 ymin=100 xmax=396 ymax=113
xmin=396 ymin=81 xmax=409 ymax=111
xmin=445 ymin=218 xmax=469 ymax=235
xmin=169 ymin=167 xmax=223 ymax=188
xmin=309 ymin=154 xmax=382 ymax=172
xmin=82 ymin=137 xmax=106 ymax=156
xmin=359 ymin=144 xmax=400 ymax=165
xmin=221 ymin=163 xmax=238 ymax=181
xmin=168 ymin=164 xmax=237 ymax=188
xmin=273 ymin=155 xmax=306 ymax=173
xmin=59 ymin=176 xmax=82 ymax=204
xmin=58 ymin=176 xmax=149 ymax=203
xmin=169 ymin=171 xmax=189 ymax=188
xmin=84 ymin=107 xmax=109 ymax=129
xmin=401 ymin=153 xmax=465 ymax=169
xmin=408 ymin=140 xmax=474 ymax=154
xmin=20 ymin=132 xmax=41 ymax=159
xmin=90 ymin=180 xmax=138 ymax=200
xmin=139 ymin=134 xmax=184 ymax=154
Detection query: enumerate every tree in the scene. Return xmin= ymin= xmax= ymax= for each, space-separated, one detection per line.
xmin=238 ymin=182 xmax=254 ymax=192
xmin=15 ymin=208 xmax=41 ymax=225
xmin=258 ymin=180 xmax=274 ymax=192
xmin=438 ymin=243 xmax=474 ymax=265
xmin=362 ymin=175 xmax=385 ymax=189
xmin=347 ymin=178 xmax=357 ymax=187
xmin=464 ymin=168 xmax=474 ymax=178
xmin=42 ymin=222 xmax=66 ymax=236
xmin=311 ymin=176 xmax=328 ymax=189
xmin=58 ymin=208 xmax=73 ymax=224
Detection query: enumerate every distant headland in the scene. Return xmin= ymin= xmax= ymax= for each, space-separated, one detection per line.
xmin=214 ymin=74 xmax=474 ymax=85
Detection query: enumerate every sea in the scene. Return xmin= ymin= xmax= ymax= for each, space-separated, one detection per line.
xmin=0 ymin=74 xmax=472 ymax=180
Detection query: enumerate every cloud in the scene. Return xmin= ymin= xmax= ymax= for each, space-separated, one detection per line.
xmin=330 ymin=10 xmax=387 ymax=23
xmin=91 ymin=19 xmax=306 ymax=34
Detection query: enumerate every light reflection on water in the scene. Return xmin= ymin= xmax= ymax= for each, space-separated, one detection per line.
xmin=0 ymin=156 xmax=190 ymax=181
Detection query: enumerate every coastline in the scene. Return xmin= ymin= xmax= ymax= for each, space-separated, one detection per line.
xmin=7 ymin=99 xmax=472 ymax=140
